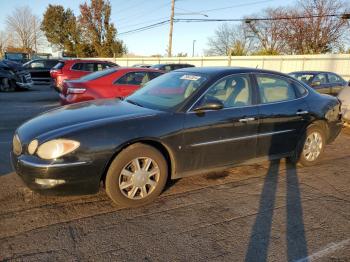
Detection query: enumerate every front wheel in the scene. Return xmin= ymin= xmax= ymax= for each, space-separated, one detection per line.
xmin=0 ymin=78 xmax=15 ymax=92
xmin=105 ymin=143 xmax=168 ymax=207
xmin=290 ymin=125 xmax=326 ymax=166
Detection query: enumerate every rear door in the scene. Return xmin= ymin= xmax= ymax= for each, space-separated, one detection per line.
xmin=254 ymin=74 xmax=310 ymax=157
xmin=312 ymin=73 xmax=331 ymax=94
xmin=181 ymin=73 xmax=259 ymax=172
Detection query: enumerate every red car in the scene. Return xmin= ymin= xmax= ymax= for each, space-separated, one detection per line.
xmin=50 ymin=59 xmax=119 ymax=92
xmin=59 ymin=67 xmax=163 ymax=105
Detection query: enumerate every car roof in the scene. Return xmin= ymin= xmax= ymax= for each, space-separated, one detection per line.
xmin=62 ymin=59 xmax=115 ymax=63
xmin=289 ymin=71 xmax=334 ymax=74
xmin=175 ymin=66 xmax=290 ymax=77
xmin=116 ymin=67 xmax=164 ymax=73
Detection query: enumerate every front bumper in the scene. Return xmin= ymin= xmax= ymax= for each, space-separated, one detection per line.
xmin=11 ymin=153 xmax=100 ymax=195
xmin=16 ymin=81 xmax=34 ymax=89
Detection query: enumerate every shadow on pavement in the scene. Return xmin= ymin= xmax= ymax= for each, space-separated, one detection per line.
xmin=245 ymin=159 xmax=308 ymax=261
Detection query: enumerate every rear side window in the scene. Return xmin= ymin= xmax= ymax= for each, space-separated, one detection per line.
xmin=72 ymin=63 xmax=95 ymax=72
xmin=82 ymin=63 xmax=95 ymax=72
xmin=257 ymin=75 xmax=297 ymax=104
xmin=53 ymin=62 xmax=65 ymax=70
xmin=148 ymin=72 xmax=163 ymax=80
xmin=45 ymin=60 xmax=59 ymax=68
xmin=71 ymin=63 xmax=83 ymax=70
xmin=115 ymin=72 xmax=147 ymax=85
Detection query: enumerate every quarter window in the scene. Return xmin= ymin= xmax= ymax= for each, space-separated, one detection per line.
xmin=200 ymin=74 xmax=252 ymax=108
xmin=257 ymin=75 xmax=297 ymax=104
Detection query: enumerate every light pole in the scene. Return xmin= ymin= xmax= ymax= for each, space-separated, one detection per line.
xmin=192 ymin=40 xmax=196 ymax=57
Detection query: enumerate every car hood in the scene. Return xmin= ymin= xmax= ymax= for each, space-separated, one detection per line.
xmin=17 ymin=99 xmax=160 ymax=142
xmin=0 ymin=59 xmax=25 ymax=71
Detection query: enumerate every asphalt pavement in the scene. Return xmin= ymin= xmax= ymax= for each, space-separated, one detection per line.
xmin=0 ymin=85 xmax=59 ymax=175
xmin=0 ymin=87 xmax=349 ymax=261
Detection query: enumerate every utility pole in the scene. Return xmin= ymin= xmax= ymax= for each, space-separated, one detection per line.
xmin=168 ymin=0 xmax=175 ymax=57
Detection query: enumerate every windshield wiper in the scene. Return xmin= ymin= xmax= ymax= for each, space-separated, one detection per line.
xmin=126 ymin=99 xmax=144 ymax=108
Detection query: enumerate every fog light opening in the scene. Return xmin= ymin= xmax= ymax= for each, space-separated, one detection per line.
xmin=35 ymin=178 xmax=65 ymax=187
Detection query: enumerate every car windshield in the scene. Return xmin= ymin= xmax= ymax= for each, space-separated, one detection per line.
xmin=126 ymin=71 xmax=208 ymax=111
xmin=289 ymin=73 xmax=315 ymax=84
xmin=79 ymin=67 xmax=118 ymax=81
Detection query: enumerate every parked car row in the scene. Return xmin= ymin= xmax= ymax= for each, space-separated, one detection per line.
xmin=12 ymin=66 xmax=343 ymax=207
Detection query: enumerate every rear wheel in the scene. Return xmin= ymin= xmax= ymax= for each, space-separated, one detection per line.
xmin=105 ymin=143 xmax=168 ymax=207
xmin=290 ymin=125 xmax=326 ymax=166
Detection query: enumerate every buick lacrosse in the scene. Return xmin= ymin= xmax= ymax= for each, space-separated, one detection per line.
xmin=12 ymin=67 xmax=342 ymax=207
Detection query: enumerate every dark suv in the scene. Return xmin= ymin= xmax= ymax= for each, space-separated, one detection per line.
xmin=151 ymin=63 xmax=195 ymax=72
xmin=50 ymin=59 xmax=119 ymax=92
xmin=24 ymin=59 xmax=60 ymax=84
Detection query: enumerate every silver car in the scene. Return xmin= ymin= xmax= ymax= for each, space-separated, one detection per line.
xmin=338 ymin=87 xmax=350 ymax=123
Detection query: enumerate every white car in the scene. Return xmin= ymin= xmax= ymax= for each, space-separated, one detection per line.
xmin=338 ymin=86 xmax=350 ymax=123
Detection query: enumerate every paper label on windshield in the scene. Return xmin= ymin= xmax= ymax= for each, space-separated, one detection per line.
xmin=180 ymin=75 xmax=201 ymax=81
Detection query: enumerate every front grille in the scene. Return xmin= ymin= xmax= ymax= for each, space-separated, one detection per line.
xmin=17 ymin=71 xmax=32 ymax=83
xmin=13 ymin=135 xmax=22 ymax=156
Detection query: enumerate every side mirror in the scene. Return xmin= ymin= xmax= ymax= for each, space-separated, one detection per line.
xmin=193 ymin=100 xmax=224 ymax=112
xmin=348 ymin=80 xmax=350 ymax=87
xmin=311 ymin=81 xmax=321 ymax=87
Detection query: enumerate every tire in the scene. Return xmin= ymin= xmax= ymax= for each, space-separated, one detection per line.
xmin=105 ymin=143 xmax=168 ymax=207
xmin=0 ymin=78 xmax=14 ymax=92
xmin=290 ymin=124 xmax=326 ymax=167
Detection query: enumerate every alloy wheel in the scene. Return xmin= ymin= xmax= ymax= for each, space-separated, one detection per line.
xmin=118 ymin=157 xmax=160 ymax=200
xmin=303 ymin=131 xmax=323 ymax=162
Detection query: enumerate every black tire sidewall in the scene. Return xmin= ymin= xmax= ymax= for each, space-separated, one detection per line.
xmin=105 ymin=143 xmax=168 ymax=207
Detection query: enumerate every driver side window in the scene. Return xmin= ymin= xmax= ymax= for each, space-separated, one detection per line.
xmin=200 ymin=74 xmax=252 ymax=108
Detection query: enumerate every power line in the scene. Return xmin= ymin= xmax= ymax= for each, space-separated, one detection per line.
xmin=118 ymin=20 xmax=170 ymax=36
xmin=180 ymin=0 xmax=274 ymax=14
xmin=118 ymin=16 xmax=169 ymax=30
xmin=118 ymin=13 xmax=349 ymax=36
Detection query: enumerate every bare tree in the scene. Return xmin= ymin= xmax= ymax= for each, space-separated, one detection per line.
xmin=206 ymin=23 xmax=255 ymax=56
xmin=0 ymin=31 xmax=7 ymax=56
xmin=281 ymin=0 xmax=350 ymax=54
xmin=245 ymin=0 xmax=350 ymax=55
xmin=6 ymin=6 xmax=43 ymax=53
xmin=245 ymin=8 xmax=287 ymax=55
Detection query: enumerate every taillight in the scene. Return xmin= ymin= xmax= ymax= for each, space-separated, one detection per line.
xmin=50 ymin=69 xmax=62 ymax=77
xmin=67 ymin=87 xmax=86 ymax=94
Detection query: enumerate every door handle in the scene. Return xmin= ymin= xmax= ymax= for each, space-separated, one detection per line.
xmin=239 ymin=117 xmax=255 ymax=123
xmin=296 ymin=110 xmax=309 ymax=115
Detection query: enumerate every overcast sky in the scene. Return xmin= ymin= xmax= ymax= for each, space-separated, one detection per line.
xmin=0 ymin=0 xmax=297 ymax=56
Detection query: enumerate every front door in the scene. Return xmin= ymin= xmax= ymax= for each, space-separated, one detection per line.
xmin=254 ymin=74 xmax=310 ymax=157
xmin=180 ymin=74 xmax=259 ymax=172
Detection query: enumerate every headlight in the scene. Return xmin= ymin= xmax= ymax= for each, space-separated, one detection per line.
xmin=28 ymin=139 xmax=38 ymax=155
xmin=36 ymin=139 xmax=80 ymax=160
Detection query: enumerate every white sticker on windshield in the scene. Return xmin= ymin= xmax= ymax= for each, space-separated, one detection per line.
xmin=180 ymin=75 xmax=201 ymax=81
